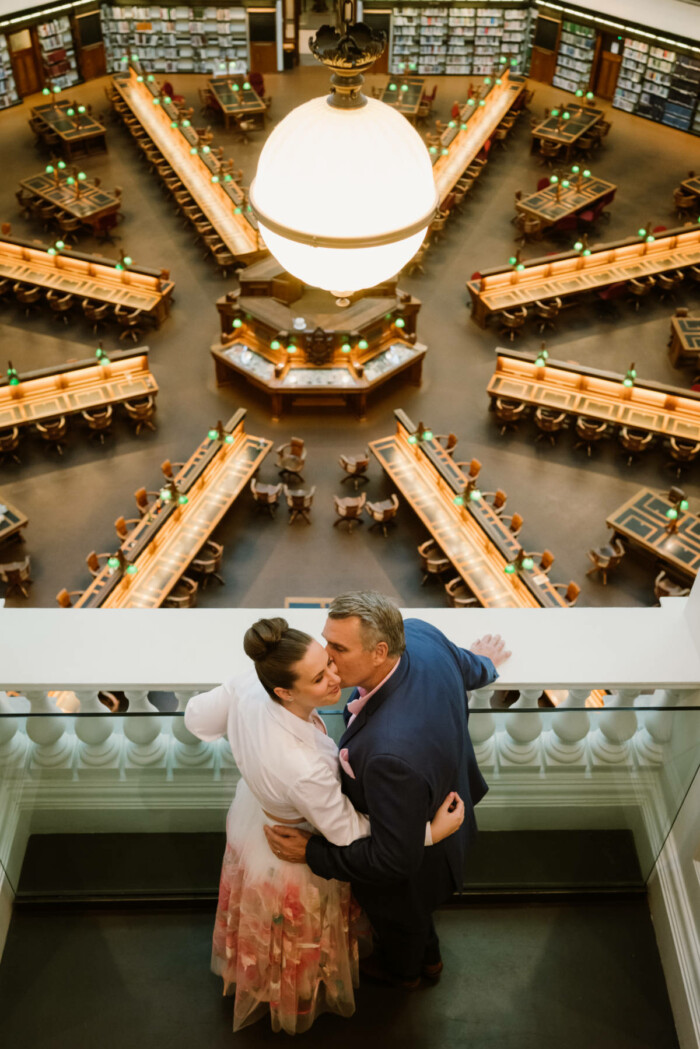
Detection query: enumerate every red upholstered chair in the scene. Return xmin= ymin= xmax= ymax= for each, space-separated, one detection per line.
xmin=162 ymin=81 xmax=186 ymax=106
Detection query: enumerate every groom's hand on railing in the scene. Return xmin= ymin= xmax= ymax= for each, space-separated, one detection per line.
xmin=470 ymin=633 xmax=511 ymax=668
xmin=264 ymin=824 xmax=312 ymax=863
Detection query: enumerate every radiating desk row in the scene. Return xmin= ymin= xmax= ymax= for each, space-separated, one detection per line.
xmin=607 ymin=488 xmax=699 ymax=581
xmin=19 ymin=170 xmax=121 ymax=236
xmin=0 ymin=233 xmax=174 ymax=321
xmin=30 ymin=100 xmax=107 ymax=158
xmin=0 ymin=348 xmax=157 ymax=431
xmin=487 ymin=348 xmax=700 ymax=444
xmin=369 ymin=409 xmax=569 ymax=609
xmin=112 ymin=62 xmax=264 ymax=265
xmin=516 ymin=175 xmax=616 ymax=228
xmin=74 ymin=409 xmax=271 ymax=608
xmin=467 ymin=224 xmax=700 ymax=327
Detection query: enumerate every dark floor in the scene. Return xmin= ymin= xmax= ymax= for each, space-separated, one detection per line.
xmin=0 ymin=68 xmax=699 ymax=608
xmin=0 ymin=897 xmax=679 ymax=1049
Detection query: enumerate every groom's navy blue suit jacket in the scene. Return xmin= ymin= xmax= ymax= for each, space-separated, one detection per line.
xmin=306 ymin=619 xmax=497 ymax=903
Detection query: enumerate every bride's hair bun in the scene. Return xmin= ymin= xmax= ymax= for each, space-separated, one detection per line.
xmin=243 ymin=617 xmax=289 ymax=663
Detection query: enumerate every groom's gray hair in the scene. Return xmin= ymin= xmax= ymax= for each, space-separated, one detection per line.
xmin=327 ymin=591 xmax=406 ymax=657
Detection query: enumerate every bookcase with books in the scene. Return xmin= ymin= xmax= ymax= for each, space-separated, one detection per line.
xmin=445 ymin=8 xmax=474 ymax=75
xmin=473 ymin=7 xmax=504 ymax=75
xmin=37 ymin=16 xmax=80 ymax=90
xmin=101 ymin=5 xmax=249 ymax=76
xmin=636 ymin=46 xmax=675 ymax=125
xmin=0 ymin=38 xmax=19 ymax=110
xmin=663 ymin=51 xmax=700 ymax=132
xmin=552 ymin=19 xmax=595 ymax=93
xmin=418 ymin=8 xmax=448 ymax=75
xmin=389 ymin=6 xmax=420 ymax=74
xmin=612 ymin=38 xmax=648 ymax=113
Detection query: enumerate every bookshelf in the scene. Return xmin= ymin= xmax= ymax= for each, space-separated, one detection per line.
xmin=613 ymin=36 xmax=700 ymax=136
xmin=613 ymin=38 xmax=648 ymax=113
xmin=390 ymin=4 xmax=529 ymax=78
xmin=664 ymin=51 xmax=700 ymax=132
xmin=37 ymin=16 xmax=80 ymax=90
xmin=0 ymin=37 xmax=19 ymax=110
xmin=101 ymin=5 xmax=249 ymax=75
xmin=552 ymin=19 xmax=595 ymax=94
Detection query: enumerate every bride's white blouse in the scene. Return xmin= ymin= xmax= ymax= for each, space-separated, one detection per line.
xmin=185 ymin=668 xmax=370 ymax=847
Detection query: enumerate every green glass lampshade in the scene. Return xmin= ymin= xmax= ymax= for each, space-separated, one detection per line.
xmin=126 ymin=564 xmax=138 ymax=575
xmin=628 ymin=368 xmax=636 ymax=378
xmin=45 ymin=164 xmax=54 ymax=174
xmin=583 ymin=169 xmax=591 ymax=177
xmin=575 ymin=89 xmax=583 ymax=97
xmin=429 ymin=146 xmax=437 ymax=155
xmin=182 ymin=119 xmax=191 ymax=127
xmin=202 ymin=145 xmax=211 ymax=154
xmin=95 ymin=347 xmax=104 ymax=359
xmin=586 ymin=92 xmax=594 ymax=100
xmin=574 ymin=241 xmax=583 ymax=251
xmin=407 ymin=434 xmax=417 ymax=444
xmin=224 ymin=173 xmax=232 ymax=182
xmin=395 ymin=318 xmax=406 ymax=328
xmin=441 ymin=148 xmax=449 ymax=156
xmin=55 ymin=240 xmax=65 ymax=250
xmin=453 ymin=495 xmax=464 ymax=506
xmin=562 ymin=180 xmax=570 ymax=188
xmin=132 ymin=54 xmax=139 ymax=61
xmin=495 ymin=78 xmax=502 ymax=85
xmin=401 ymin=85 xmax=408 ymax=92
xmin=448 ymin=120 xmax=456 ymax=128
xmin=160 ymin=488 xmax=172 ymax=501
xmin=66 ymin=177 xmax=75 ymax=186
xmin=563 ymin=111 xmax=570 ymax=119
xmin=287 ymin=345 xmax=297 ymax=354
xmin=48 ymin=247 xmax=57 ymax=256
xmin=646 ymin=235 xmax=655 ymax=243
xmin=521 ymin=557 xmax=534 ymax=571
xmin=170 ymin=120 xmax=178 ymax=128
xmin=550 ymin=175 xmax=558 ymax=184
xmin=666 ymin=508 xmax=678 ymax=520
xmin=232 ymin=318 xmax=242 ymax=328
xmin=478 ymin=100 xmax=485 ymax=106
xmin=516 ymin=263 xmax=525 ymax=272
xmin=147 ymin=74 xmax=155 ymax=82
xmin=410 ymin=62 xmax=417 ymax=70
xmin=137 ymin=75 xmax=144 ymax=83
xmin=152 ymin=98 xmax=160 ymax=105
xmin=243 ymin=82 xmax=251 ymax=90
xmin=190 ymin=147 xmax=198 ymax=155
xmin=623 ymin=378 xmax=634 ymax=387
xmin=78 ymin=172 xmax=86 ymax=181
xmin=500 ymin=54 xmax=507 ymax=62
xmin=78 ymin=105 xmax=86 ymax=114
xmin=535 ymin=357 xmax=545 ymax=367
xmin=66 ymin=108 xmax=75 ymax=117
xmin=484 ymin=77 xmax=491 ymax=85
xmin=510 ymin=58 xmax=517 ymax=65
xmin=358 ymin=339 xmax=369 ymax=349
xmin=270 ymin=339 xmax=281 ymax=350
xmin=679 ymin=499 xmax=689 ymax=512
xmin=234 ymin=206 xmax=242 ymax=214
xmin=123 ymin=255 xmax=132 ymax=265
xmin=42 ymin=87 xmax=50 ymax=95
xmin=211 ymin=175 xmax=219 ymax=183
xmin=460 ymin=123 xmax=467 ymax=130
xmin=467 ymin=99 xmax=475 ymax=107
xmin=8 ymin=377 xmax=19 ymax=386
xmin=164 ymin=96 xmax=171 ymax=104
xmin=107 ymin=556 xmax=120 ymax=570
xmin=422 ymin=429 xmax=433 ymax=440
xmin=504 ymin=563 xmax=516 ymax=574
xmin=571 ymin=165 xmax=580 ymax=174
xmin=551 ymin=109 xmax=559 ymax=117
xmin=582 ymin=249 xmax=591 ymax=256
xmin=58 ymin=161 xmax=66 ymax=170
xmin=389 ymin=83 xmax=397 ymax=91
xmin=341 ymin=343 xmax=351 ymax=353
xmin=509 ymin=256 xmax=517 ymax=266
xmin=225 ymin=434 xmax=234 ymax=444
xmin=468 ymin=489 xmax=481 ymax=502
xmin=208 ymin=428 xmax=218 ymax=440
xmin=178 ymin=495 xmax=188 ymax=505
xmin=115 ymin=262 xmax=124 ymax=271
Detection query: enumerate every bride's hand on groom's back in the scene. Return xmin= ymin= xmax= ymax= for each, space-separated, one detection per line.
xmin=430 ymin=792 xmax=465 ymax=843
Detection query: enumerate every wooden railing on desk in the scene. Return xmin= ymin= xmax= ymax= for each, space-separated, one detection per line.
xmin=0 ymin=234 xmax=174 ymax=320
xmin=432 ymin=72 xmax=525 ymax=204
xmin=369 ymin=408 xmax=568 ymax=609
xmin=112 ymin=64 xmax=263 ymax=264
xmin=467 ymin=224 xmax=700 ymax=327
xmin=75 ymin=409 xmax=271 ymax=608
xmin=487 ymin=348 xmax=700 ymax=443
xmin=0 ymin=347 xmax=157 ymax=430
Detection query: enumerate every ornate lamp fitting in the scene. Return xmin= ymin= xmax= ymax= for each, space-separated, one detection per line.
xmin=310 ymin=13 xmax=386 ymax=109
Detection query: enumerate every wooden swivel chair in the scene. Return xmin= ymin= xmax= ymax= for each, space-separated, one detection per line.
xmin=164 ymin=576 xmax=199 ymax=607
xmin=574 ymin=417 xmax=608 ymax=457
xmin=250 ymin=478 xmax=282 ymax=515
xmin=366 ymin=494 xmax=400 ymax=537
xmin=666 ymin=436 xmax=700 ymax=477
xmin=333 ymin=493 xmax=366 ymax=532
xmin=56 ymin=587 xmax=85 ymax=607
xmin=498 ymin=306 xmax=527 ymax=341
xmin=81 ymin=405 xmax=113 ymax=444
xmin=339 ymin=451 xmax=370 ymax=489
xmin=123 ymin=396 xmax=157 ymax=435
xmin=501 ymin=512 xmax=523 ymax=538
xmin=85 ymin=550 xmax=112 ymax=577
xmin=134 ymin=487 xmax=160 ymax=516
xmin=276 ymin=438 xmax=306 ymax=482
xmin=618 ymin=426 xmax=653 ymax=466
xmin=586 ymin=538 xmax=626 ymax=585
xmin=493 ymin=397 xmax=527 ymax=436
xmin=552 ymin=581 xmax=581 ymax=606
xmin=114 ymin=515 xmax=140 ymax=542
xmin=46 ymin=290 xmax=74 ymax=324
xmin=534 ymin=407 xmax=567 ymax=445
xmin=0 ymin=426 xmax=21 ymax=466
xmin=35 ymin=416 xmax=68 ymax=456
xmin=444 ymin=577 xmax=479 ymax=608
xmin=191 ymin=540 xmax=225 ymax=588
xmin=0 ymin=555 xmax=32 ymax=599
xmin=481 ymin=489 xmax=507 ymax=515
xmin=284 ymin=484 xmax=316 ymax=525
xmin=654 ymin=570 xmax=690 ymax=601
xmin=417 ymin=539 xmax=452 ymax=585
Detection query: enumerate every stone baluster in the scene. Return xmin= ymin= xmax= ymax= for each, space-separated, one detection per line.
xmin=171 ymin=691 xmax=215 ymax=773
xmin=543 ymin=688 xmax=590 ymax=767
xmin=589 ymin=689 xmax=639 ymax=767
xmin=0 ymin=692 xmax=27 ymax=764
xmin=468 ymin=686 xmax=496 ymax=771
xmin=500 ymin=688 xmax=543 ymax=770
xmin=635 ymin=688 xmax=687 ymax=765
xmin=123 ymin=690 xmax=167 ymax=771
xmin=74 ymin=691 xmax=121 ymax=774
xmin=24 ymin=690 xmax=74 ymax=774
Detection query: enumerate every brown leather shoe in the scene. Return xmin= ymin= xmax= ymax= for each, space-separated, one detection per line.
xmin=421 ymin=960 xmax=444 ymax=983
xmin=359 ymin=954 xmax=421 ymax=989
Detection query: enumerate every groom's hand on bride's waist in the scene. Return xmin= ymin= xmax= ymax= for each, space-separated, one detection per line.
xmin=264 ymin=824 xmax=313 ymax=863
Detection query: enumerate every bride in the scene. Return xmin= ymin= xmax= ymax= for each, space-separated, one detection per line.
xmin=185 ymin=616 xmax=465 ymax=1035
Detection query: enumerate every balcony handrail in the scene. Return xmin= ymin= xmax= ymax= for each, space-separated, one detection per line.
xmin=1 ymin=602 xmax=699 ymax=692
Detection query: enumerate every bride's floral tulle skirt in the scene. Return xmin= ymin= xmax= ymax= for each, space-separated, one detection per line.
xmin=212 ymin=779 xmax=370 ymax=1034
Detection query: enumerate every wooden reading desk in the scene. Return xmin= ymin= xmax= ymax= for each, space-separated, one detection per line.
xmin=381 ymin=75 xmax=424 ymax=122
xmin=487 ymin=348 xmax=700 ymax=444
xmin=208 ymin=76 xmax=266 ymax=129
xmin=432 ymin=72 xmax=525 ymax=205
xmin=467 ymin=224 xmax=700 ymax=328
xmin=0 ymin=347 xmax=157 ymax=431
xmin=681 ymin=174 xmax=700 ymax=200
xmin=516 ymin=174 xmax=616 ymax=228
xmin=112 ymin=63 xmax=264 ymax=265
xmin=19 ymin=171 xmax=121 ymax=236
xmin=606 ymin=488 xmax=700 ymax=581
xmin=531 ymin=105 xmax=604 ymax=159
xmin=75 ymin=409 xmax=271 ymax=608
xmin=0 ymin=233 xmax=174 ymax=323
xmin=369 ymin=409 xmax=568 ymax=608
xmin=668 ymin=314 xmax=700 ymax=368
xmin=31 ymin=100 xmax=107 ymax=158
xmin=0 ymin=498 xmax=28 ymax=545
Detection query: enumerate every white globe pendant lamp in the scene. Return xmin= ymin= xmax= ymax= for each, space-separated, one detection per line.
xmin=249 ymin=5 xmax=437 ymax=296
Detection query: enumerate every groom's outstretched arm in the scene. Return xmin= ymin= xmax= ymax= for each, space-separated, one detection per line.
xmin=304 ymin=753 xmax=431 ymax=884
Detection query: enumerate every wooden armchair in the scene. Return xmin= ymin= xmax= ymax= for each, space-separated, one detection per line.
xmin=114 ymin=515 xmax=140 ymax=542
xmin=134 ymin=487 xmax=161 ymax=516
xmin=0 ymin=426 xmax=21 ymax=466
xmin=533 ymin=297 xmax=562 ymax=333
xmin=552 ymin=581 xmax=581 ymax=606
xmin=35 ymin=416 xmax=68 ymax=456
xmin=123 ymin=395 xmax=157 ymax=435
xmin=161 ymin=458 xmax=185 ymax=480
xmin=498 ymin=306 xmax=528 ymax=341
xmin=339 ymin=451 xmax=370 ymax=489
xmin=481 ymin=489 xmax=507 ymax=515
xmin=493 ymin=397 xmax=527 ymax=436
xmin=366 ymin=494 xmax=399 ymax=537
xmin=534 ymin=407 xmax=568 ymax=445
xmin=586 ymin=538 xmax=626 ymax=585
xmin=56 ymin=587 xmax=85 ymax=607
xmin=0 ymin=555 xmax=32 ymax=599
xmin=164 ymin=575 xmax=199 ymax=607
xmin=574 ymin=416 xmax=608 ymax=457
xmin=654 ymin=570 xmax=690 ymax=601
xmin=501 ymin=512 xmax=523 ymax=538
xmin=444 ymin=577 xmax=479 ymax=608
xmin=618 ymin=426 xmax=653 ymax=466
xmin=191 ymin=539 xmax=225 ymax=589
xmin=666 ymin=436 xmax=700 ymax=478
xmin=284 ymin=485 xmax=316 ymax=525
xmin=85 ymin=550 xmax=112 ymax=577
xmin=82 ymin=405 xmax=113 ymax=443
xmin=417 ymin=539 xmax=452 ymax=585
xmin=276 ymin=438 xmax=306 ymax=482
xmin=251 ymin=478 xmax=282 ymax=515
xmin=433 ymin=433 xmax=458 ymax=456
xmin=333 ymin=492 xmax=366 ymax=532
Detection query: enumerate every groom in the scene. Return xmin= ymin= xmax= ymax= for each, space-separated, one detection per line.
xmin=264 ymin=591 xmax=510 ymax=987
